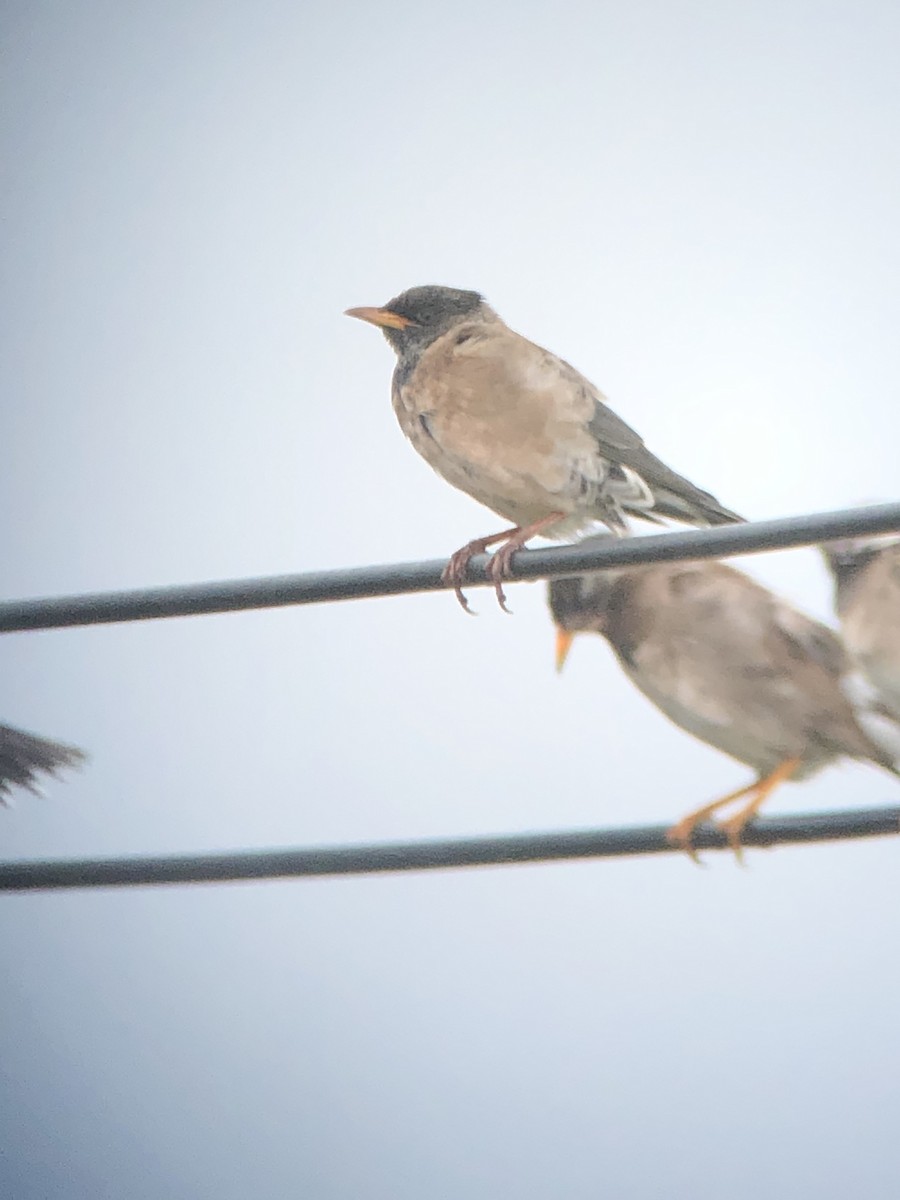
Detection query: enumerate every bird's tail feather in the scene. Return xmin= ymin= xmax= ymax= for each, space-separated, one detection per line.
xmin=643 ymin=485 xmax=745 ymax=527
xmin=0 ymin=723 xmax=86 ymax=801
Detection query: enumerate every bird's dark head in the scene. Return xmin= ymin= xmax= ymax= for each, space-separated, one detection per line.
xmin=820 ymin=539 xmax=883 ymax=608
xmin=821 ymin=535 xmax=897 ymax=612
xmin=548 ymin=571 xmax=621 ymax=672
xmin=821 ymin=538 xmax=879 ymax=578
xmin=345 ymin=285 xmax=488 ymax=358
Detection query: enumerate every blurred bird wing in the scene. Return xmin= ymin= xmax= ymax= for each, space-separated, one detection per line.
xmin=766 ymin=598 xmax=898 ymax=769
xmin=767 ymin=601 xmax=850 ymax=676
xmin=624 ymin=565 xmax=831 ymax=744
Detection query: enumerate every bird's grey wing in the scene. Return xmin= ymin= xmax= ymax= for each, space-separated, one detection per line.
xmin=768 ymin=601 xmax=850 ymax=676
xmin=552 ymin=358 xmax=744 ymax=526
xmin=766 ymin=601 xmax=899 ymax=771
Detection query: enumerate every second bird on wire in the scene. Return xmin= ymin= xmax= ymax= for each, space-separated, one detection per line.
xmin=549 ymin=548 xmax=900 ymax=860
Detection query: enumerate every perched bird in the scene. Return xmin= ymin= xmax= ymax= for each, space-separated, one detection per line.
xmin=0 ymin=722 xmax=85 ymax=802
xmin=346 ymin=285 xmax=742 ymax=611
xmin=548 ymin=556 xmax=899 ymax=857
xmin=823 ymin=536 xmax=900 ymax=721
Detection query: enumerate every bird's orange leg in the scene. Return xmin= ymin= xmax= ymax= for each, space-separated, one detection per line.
xmin=442 ymin=512 xmax=565 ymax=613
xmin=666 ymin=779 xmax=760 ymax=864
xmin=717 ymin=755 xmax=802 ymax=862
xmin=666 ymin=755 xmax=802 ymax=864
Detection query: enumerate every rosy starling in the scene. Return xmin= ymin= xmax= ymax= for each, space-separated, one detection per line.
xmin=550 ymin=557 xmax=898 ymax=857
xmin=347 ymin=285 xmax=742 ymax=611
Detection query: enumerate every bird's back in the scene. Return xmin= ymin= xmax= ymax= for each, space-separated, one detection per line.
xmin=603 ymin=562 xmax=894 ymax=778
xmin=394 ymin=316 xmax=741 ymax=535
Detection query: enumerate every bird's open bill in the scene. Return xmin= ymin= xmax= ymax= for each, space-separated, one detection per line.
xmin=344 ymin=306 xmax=416 ymax=330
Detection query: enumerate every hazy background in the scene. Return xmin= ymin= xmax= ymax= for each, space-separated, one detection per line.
xmin=3 ymin=2 xmax=900 ymax=1196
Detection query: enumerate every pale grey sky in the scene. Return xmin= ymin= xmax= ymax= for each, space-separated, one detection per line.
xmin=3 ymin=2 xmax=900 ymax=1196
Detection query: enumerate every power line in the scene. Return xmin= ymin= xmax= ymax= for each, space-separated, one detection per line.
xmin=0 ymin=502 xmax=899 ymax=634
xmin=1 ymin=502 xmax=897 ymax=893
xmin=1 ymin=806 xmax=897 ymax=891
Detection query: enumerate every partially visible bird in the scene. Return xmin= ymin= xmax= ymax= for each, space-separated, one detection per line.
xmin=0 ymin=722 xmax=85 ymax=802
xmin=823 ymin=536 xmax=900 ymax=723
xmin=346 ymin=285 xmax=743 ymax=611
xmin=548 ymin=555 xmax=899 ymax=857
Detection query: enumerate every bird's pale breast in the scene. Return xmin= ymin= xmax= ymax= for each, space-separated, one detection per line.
xmin=392 ymin=323 xmax=615 ymax=531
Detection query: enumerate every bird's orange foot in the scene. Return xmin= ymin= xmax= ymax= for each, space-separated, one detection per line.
xmin=666 ymin=806 xmax=752 ymax=867
xmin=666 ymin=757 xmax=801 ymax=865
xmin=713 ymin=756 xmax=802 ymax=864
xmin=665 ymin=812 xmax=713 ymax=866
xmin=717 ymin=809 xmax=755 ymax=865
xmin=665 ymin=781 xmax=759 ymax=865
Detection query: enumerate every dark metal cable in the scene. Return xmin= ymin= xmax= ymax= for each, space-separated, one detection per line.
xmin=1 ymin=807 xmax=897 ymax=892
xmin=0 ymin=502 xmax=899 ymax=634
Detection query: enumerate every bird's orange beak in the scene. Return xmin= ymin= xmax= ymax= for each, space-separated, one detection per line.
xmin=344 ymin=306 xmax=417 ymax=330
xmin=555 ymin=628 xmax=575 ymax=673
